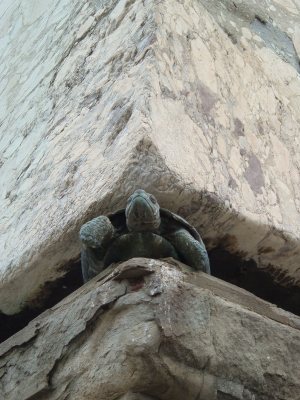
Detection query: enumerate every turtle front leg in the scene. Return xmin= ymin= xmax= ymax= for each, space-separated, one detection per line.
xmin=79 ymin=216 xmax=114 ymax=282
xmin=166 ymin=229 xmax=210 ymax=274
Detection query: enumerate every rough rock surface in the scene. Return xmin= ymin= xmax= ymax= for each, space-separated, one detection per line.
xmin=1 ymin=0 xmax=300 ymax=313
xmin=0 ymin=258 xmax=299 ymax=400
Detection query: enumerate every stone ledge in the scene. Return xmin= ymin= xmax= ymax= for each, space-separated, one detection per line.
xmin=1 ymin=258 xmax=299 ymax=400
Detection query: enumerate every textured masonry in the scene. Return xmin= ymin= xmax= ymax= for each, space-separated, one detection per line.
xmin=0 ymin=0 xmax=300 ymax=314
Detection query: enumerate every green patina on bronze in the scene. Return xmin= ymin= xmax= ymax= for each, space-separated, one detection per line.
xmin=80 ymin=189 xmax=210 ymax=282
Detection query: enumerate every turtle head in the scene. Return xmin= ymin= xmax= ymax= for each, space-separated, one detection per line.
xmin=125 ymin=189 xmax=161 ymax=232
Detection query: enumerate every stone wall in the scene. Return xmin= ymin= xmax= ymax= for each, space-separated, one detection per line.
xmin=0 ymin=0 xmax=300 ymax=315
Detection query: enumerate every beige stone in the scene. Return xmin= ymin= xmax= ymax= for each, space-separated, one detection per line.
xmin=0 ymin=0 xmax=300 ymax=315
xmin=293 ymin=25 xmax=300 ymax=58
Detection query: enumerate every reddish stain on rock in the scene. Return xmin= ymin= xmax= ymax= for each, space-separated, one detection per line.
xmin=128 ymin=278 xmax=145 ymax=291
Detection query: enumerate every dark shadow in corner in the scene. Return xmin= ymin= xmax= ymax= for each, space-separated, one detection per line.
xmin=0 ymin=260 xmax=83 ymax=344
xmin=209 ymin=247 xmax=300 ymax=317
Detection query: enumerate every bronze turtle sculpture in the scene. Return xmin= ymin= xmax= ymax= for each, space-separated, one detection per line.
xmin=80 ymin=189 xmax=210 ymax=282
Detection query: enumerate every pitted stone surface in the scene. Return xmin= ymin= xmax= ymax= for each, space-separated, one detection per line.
xmin=0 ymin=0 xmax=300 ymax=313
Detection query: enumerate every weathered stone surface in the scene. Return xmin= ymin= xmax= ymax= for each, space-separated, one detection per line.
xmin=1 ymin=0 xmax=300 ymax=313
xmin=0 ymin=259 xmax=299 ymax=400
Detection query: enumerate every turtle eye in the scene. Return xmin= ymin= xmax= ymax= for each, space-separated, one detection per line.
xmin=149 ymin=195 xmax=157 ymax=204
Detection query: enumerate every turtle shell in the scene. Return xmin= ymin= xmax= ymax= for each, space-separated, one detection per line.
xmin=107 ymin=208 xmax=203 ymax=244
